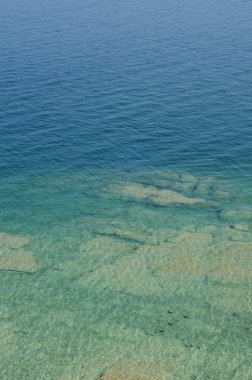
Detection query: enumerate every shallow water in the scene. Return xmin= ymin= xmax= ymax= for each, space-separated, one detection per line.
xmin=0 ymin=0 xmax=252 ymax=379
xmin=1 ymin=169 xmax=252 ymax=379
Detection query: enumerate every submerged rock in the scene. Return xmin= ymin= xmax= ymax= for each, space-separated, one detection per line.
xmin=79 ymin=255 xmax=162 ymax=296
xmin=214 ymin=240 xmax=252 ymax=257
xmin=220 ymin=209 xmax=252 ymax=221
xmin=192 ymin=177 xmax=215 ymax=197
xmin=206 ymin=240 xmax=252 ymax=284
xmin=80 ymin=236 xmax=134 ymax=257
xmin=0 ymin=233 xmax=29 ymax=249
xmin=198 ymin=223 xmax=251 ymax=243
xmin=148 ymin=232 xmax=212 ymax=277
xmin=105 ymin=182 xmax=207 ymax=207
xmin=214 ymin=190 xmax=229 ymax=198
xmin=90 ymin=222 xmax=177 ymax=245
xmin=77 ymin=216 xmax=170 ymax=245
xmin=0 ymin=250 xmax=38 ymax=273
xmin=232 ymin=223 xmax=249 ymax=232
xmin=137 ymin=171 xmax=228 ymax=200
xmin=198 ymin=225 xmax=218 ymax=234
xmin=0 ymin=233 xmax=38 ymax=273
xmin=79 ymin=223 xmax=251 ymax=302
xmin=209 ymin=264 xmax=252 ymax=282
xmin=92 ymin=224 xmax=155 ymax=244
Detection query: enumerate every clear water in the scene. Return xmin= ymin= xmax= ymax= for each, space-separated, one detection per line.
xmin=0 ymin=0 xmax=252 ymax=379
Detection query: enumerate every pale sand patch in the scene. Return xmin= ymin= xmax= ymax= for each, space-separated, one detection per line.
xmin=58 ymin=357 xmax=175 ymax=380
xmin=56 ymin=334 xmax=185 ymax=380
xmin=100 ymin=360 xmax=173 ymax=380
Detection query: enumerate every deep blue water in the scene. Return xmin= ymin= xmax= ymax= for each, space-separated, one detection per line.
xmin=1 ymin=0 xmax=252 ymax=177
xmin=0 ymin=1 xmax=252 ymax=379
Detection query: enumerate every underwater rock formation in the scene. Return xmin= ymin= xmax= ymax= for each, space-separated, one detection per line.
xmin=133 ymin=171 xmax=229 ymax=199
xmin=137 ymin=231 xmax=212 ymax=277
xmin=0 ymin=250 xmax=38 ymax=273
xmin=220 ymin=209 xmax=252 ymax=221
xmin=79 ymin=255 xmax=162 ymax=296
xmin=0 ymin=233 xmax=38 ymax=273
xmin=0 ymin=233 xmax=29 ymax=249
xmin=104 ymin=182 xmax=207 ymax=207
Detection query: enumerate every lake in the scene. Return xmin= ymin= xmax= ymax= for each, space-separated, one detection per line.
xmin=0 ymin=0 xmax=252 ymax=378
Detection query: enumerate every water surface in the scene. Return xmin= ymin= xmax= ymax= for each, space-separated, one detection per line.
xmin=0 ymin=0 xmax=252 ymax=378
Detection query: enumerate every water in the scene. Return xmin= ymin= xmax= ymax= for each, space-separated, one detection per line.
xmin=0 ymin=0 xmax=252 ymax=378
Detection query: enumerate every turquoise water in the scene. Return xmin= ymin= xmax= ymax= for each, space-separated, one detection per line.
xmin=0 ymin=0 xmax=252 ymax=379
